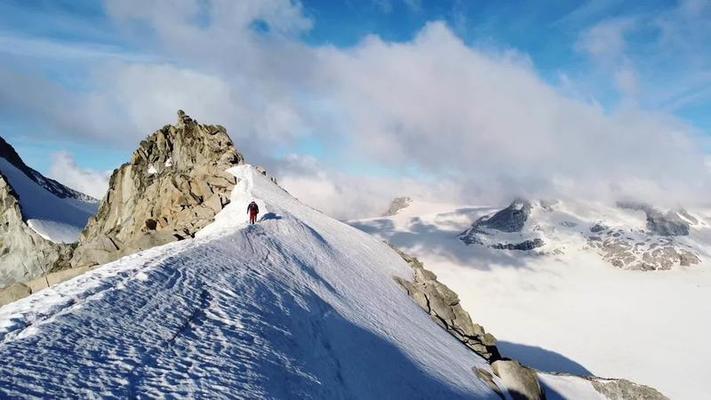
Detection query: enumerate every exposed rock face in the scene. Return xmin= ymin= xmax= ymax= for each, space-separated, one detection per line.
xmin=0 ymin=173 xmax=73 ymax=291
xmin=392 ymin=247 xmax=547 ymax=399
xmin=492 ymin=360 xmax=545 ymax=400
xmin=586 ymin=226 xmax=700 ymax=270
xmin=475 ymin=199 xmax=532 ymax=233
xmin=590 ymin=377 xmax=669 ymax=400
xmin=392 ymin=248 xmax=500 ymax=361
xmin=383 ymin=196 xmax=412 ymax=216
xmin=71 ymin=111 xmax=244 ymax=268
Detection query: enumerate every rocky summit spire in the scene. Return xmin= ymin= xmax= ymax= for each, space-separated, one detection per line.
xmin=71 ymin=111 xmax=245 ymax=268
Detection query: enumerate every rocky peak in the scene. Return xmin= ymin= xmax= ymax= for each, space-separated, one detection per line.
xmin=383 ymin=196 xmax=412 ymax=216
xmin=460 ymin=198 xmax=540 ymax=249
xmin=71 ymin=111 xmax=245 ymax=268
xmin=477 ymin=198 xmax=532 ymax=233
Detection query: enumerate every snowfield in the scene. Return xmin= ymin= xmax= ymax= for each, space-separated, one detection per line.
xmin=0 ymin=166 xmax=504 ymax=399
xmin=352 ymin=200 xmax=711 ymax=400
xmin=0 ymin=158 xmax=97 ymax=243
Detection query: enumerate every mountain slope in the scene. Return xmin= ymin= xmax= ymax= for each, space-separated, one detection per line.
xmin=0 ymin=136 xmax=97 ymax=243
xmin=0 ymin=166 xmax=500 ymax=399
xmin=352 ymin=199 xmax=711 ymax=400
xmin=0 ymin=137 xmax=98 ymax=291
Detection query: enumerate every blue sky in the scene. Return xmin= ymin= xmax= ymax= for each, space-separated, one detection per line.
xmin=0 ymin=0 xmax=709 ymax=215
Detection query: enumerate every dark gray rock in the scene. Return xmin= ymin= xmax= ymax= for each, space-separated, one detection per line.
xmin=491 ymin=239 xmax=544 ymax=251
xmin=590 ymin=223 xmax=608 ymax=233
xmin=646 ymin=209 xmax=689 ymax=236
xmin=477 ymin=199 xmax=532 ymax=233
xmin=460 ymin=199 xmax=533 ymax=245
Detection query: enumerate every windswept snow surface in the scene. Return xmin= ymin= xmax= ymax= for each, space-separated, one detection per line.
xmin=0 ymin=158 xmax=97 ymax=243
xmin=0 ymin=166 xmax=501 ymax=399
xmin=352 ymin=200 xmax=711 ymax=400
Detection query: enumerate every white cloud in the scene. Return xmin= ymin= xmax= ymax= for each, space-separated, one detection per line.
xmin=48 ymin=152 xmax=110 ymax=199
xmin=3 ymin=0 xmax=710 ymax=219
xmin=576 ymin=17 xmax=635 ymax=62
xmin=275 ymin=154 xmax=464 ymax=220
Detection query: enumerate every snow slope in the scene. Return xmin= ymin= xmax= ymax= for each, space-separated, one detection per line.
xmin=0 ymin=157 xmax=97 ymax=243
xmin=352 ymin=200 xmax=711 ymax=400
xmin=0 ymin=165 xmax=502 ymax=399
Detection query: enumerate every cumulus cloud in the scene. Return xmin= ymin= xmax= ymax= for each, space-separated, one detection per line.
xmin=48 ymin=152 xmax=111 ymax=199
xmin=3 ymin=0 xmax=711 ymax=218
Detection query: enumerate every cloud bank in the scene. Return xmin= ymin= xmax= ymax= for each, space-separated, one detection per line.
xmin=1 ymin=0 xmax=709 ymax=218
xmin=48 ymin=152 xmax=111 ymax=199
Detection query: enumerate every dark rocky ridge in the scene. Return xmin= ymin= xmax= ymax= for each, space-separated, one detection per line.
xmin=475 ymin=198 xmax=532 ymax=233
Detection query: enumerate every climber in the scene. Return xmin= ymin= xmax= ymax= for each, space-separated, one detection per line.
xmin=247 ymin=201 xmax=259 ymax=224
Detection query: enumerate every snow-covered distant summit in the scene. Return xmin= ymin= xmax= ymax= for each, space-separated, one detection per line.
xmin=459 ymin=198 xmax=705 ymax=271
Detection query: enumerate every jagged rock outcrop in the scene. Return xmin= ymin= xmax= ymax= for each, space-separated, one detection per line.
xmin=539 ymin=373 xmax=669 ymax=400
xmin=590 ymin=377 xmax=668 ymax=399
xmin=475 ymin=198 xmax=532 ymax=233
xmin=383 ymin=196 xmax=412 ymax=216
xmin=0 ymin=135 xmax=96 ymax=293
xmin=392 ymin=248 xmax=501 ymax=361
xmin=71 ymin=110 xmax=244 ymax=268
xmin=392 ymin=247 xmax=544 ymax=399
xmin=0 ymin=172 xmax=73 ymax=292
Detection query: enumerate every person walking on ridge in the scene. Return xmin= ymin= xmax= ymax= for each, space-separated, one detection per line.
xmin=247 ymin=201 xmax=259 ymax=224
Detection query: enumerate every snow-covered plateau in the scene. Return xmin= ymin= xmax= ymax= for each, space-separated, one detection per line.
xmin=352 ymin=199 xmax=711 ymax=400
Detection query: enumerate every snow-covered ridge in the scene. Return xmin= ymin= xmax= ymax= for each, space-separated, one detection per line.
xmin=0 ymin=165 xmax=501 ymax=399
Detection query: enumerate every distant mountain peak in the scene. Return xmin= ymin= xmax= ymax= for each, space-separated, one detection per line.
xmin=383 ymin=196 xmax=412 ymax=216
